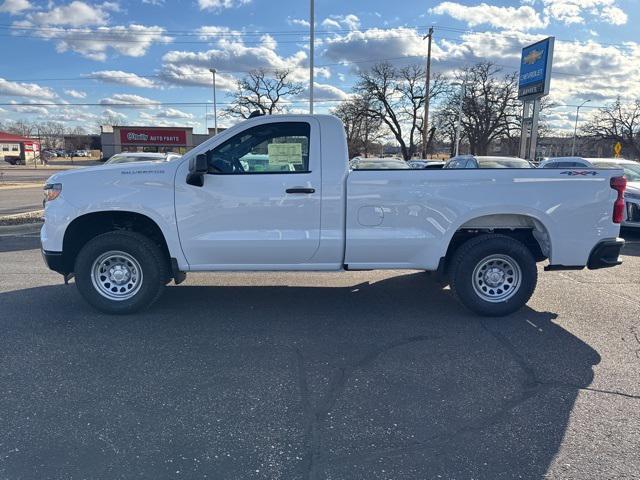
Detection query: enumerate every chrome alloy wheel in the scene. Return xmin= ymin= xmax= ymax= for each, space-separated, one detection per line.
xmin=91 ymin=250 xmax=143 ymax=301
xmin=471 ymin=254 xmax=521 ymax=303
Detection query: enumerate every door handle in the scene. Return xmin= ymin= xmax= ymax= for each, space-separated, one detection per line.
xmin=286 ymin=187 xmax=315 ymax=194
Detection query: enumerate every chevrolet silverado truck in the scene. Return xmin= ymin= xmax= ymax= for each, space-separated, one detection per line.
xmin=41 ymin=115 xmax=627 ymax=316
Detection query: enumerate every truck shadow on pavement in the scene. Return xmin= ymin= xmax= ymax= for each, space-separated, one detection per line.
xmin=0 ymin=273 xmax=600 ymax=479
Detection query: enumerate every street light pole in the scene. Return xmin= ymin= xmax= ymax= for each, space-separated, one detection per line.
xmin=309 ymin=0 xmax=314 ymax=114
xmin=421 ymin=26 xmax=434 ymax=159
xmin=209 ymin=68 xmax=218 ymax=135
xmin=571 ymin=99 xmax=590 ymax=156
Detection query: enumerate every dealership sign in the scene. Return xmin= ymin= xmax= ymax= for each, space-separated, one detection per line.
xmin=120 ymin=128 xmax=187 ymax=145
xmin=518 ymin=37 xmax=554 ymax=99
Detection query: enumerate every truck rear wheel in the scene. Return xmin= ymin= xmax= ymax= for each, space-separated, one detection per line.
xmin=74 ymin=231 xmax=168 ymax=314
xmin=449 ymin=234 xmax=537 ymax=317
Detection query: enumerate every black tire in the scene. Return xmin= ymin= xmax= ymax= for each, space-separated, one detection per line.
xmin=449 ymin=234 xmax=537 ymax=317
xmin=74 ymin=231 xmax=168 ymax=314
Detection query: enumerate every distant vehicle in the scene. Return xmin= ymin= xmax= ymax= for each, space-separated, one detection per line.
xmin=350 ymin=157 xmax=409 ymax=169
xmin=408 ymin=160 xmax=446 ymax=169
xmin=104 ymin=152 xmax=181 ymax=165
xmin=72 ymin=150 xmax=89 ymax=157
xmin=43 ymin=150 xmax=57 ymax=158
xmin=540 ymin=157 xmax=640 ymax=229
xmin=444 ymin=155 xmax=534 ymax=169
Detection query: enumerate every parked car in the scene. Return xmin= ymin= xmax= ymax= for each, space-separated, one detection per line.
xmin=350 ymin=157 xmax=409 ymax=169
xmin=72 ymin=149 xmax=89 ymax=157
xmin=408 ymin=160 xmax=446 ymax=169
xmin=444 ymin=155 xmax=534 ymax=169
xmin=104 ymin=152 xmax=181 ymax=165
xmin=42 ymin=114 xmax=626 ymax=316
xmin=540 ymin=157 xmax=640 ymax=228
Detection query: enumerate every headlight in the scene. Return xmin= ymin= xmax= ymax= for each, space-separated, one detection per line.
xmin=43 ymin=183 xmax=62 ymax=203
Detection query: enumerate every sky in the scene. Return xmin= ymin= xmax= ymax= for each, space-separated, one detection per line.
xmin=0 ymin=0 xmax=639 ymax=134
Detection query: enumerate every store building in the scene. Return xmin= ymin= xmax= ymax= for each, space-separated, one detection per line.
xmin=0 ymin=131 xmax=40 ymax=165
xmin=101 ymin=125 xmax=223 ymax=160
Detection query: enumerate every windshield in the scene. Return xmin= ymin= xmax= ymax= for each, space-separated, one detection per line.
xmin=353 ymin=160 xmax=409 ymax=169
xmin=592 ymin=162 xmax=640 ymax=182
xmin=106 ymin=155 xmax=163 ymax=164
xmin=477 ymin=158 xmax=533 ymax=168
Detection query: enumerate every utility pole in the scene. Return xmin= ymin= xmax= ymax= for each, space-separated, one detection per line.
xmin=209 ymin=68 xmax=218 ymax=135
xmin=571 ymin=99 xmax=590 ymax=156
xmin=421 ymin=26 xmax=434 ymax=159
xmin=309 ymin=0 xmax=314 ymax=114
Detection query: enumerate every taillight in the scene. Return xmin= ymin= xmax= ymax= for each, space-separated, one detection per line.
xmin=610 ymin=176 xmax=627 ymax=224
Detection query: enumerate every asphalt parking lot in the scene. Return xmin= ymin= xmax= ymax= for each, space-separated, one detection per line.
xmin=0 ymin=230 xmax=639 ymax=479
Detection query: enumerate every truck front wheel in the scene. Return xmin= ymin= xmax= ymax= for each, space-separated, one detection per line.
xmin=449 ymin=234 xmax=537 ymax=317
xmin=74 ymin=231 xmax=168 ymax=314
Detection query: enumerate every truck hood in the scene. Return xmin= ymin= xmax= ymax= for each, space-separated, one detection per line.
xmin=45 ymin=160 xmax=178 ymax=185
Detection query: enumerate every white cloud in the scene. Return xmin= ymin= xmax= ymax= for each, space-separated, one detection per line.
xmin=88 ymin=70 xmax=158 ymax=88
xmin=309 ymin=82 xmax=350 ymax=101
xmin=288 ymin=17 xmax=310 ymax=27
xmin=198 ymin=0 xmax=250 ymax=11
xmin=155 ymin=108 xmax=194 ymax=119
xmin=197 ymin=25 xmax=243 ymax=41
xmin=323 ymin=28 xmax=427 ymax=66
xmin=0 ymin=0 xmax=33 ymax=14
xmin=12 ymin=23 xmax=172 ymax=61
xmin=9 ymin=100 xmax=49 ymax=116
xmin=0 ymin=77 xmax=57 ymax=99
xmin=159 ymin=63 xmax=237 ymax=89
xmin=600 ymin=5 xmax=627 ymax=25
xmin=25 ymin=1 xmax=110 ymax=27
xmin=430 ymin=2 xmax=548 ymax=30
xmin=64 ymin=89 xmax=87 ymax=98
xmin=542 ymin=0 xmax=628 ymax=26
xmin=161 ymin=32 xmax=329 ymax=87
xmin=321 ymin=14 xmax=360 ymax=30
xmin=101 ymin=108 xmax=127 ymax=120
xmin=99 ymin=93 xmax=160 ymax=108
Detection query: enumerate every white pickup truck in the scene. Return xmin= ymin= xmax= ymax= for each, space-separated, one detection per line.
xmin=41 ymin=115 xmax=627 ymax=316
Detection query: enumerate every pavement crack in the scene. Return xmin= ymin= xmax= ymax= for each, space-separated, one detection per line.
xmin=294 ymin=335 xmax=438 ymax=480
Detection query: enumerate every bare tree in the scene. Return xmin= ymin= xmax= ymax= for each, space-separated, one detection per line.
xmin=37 ymin=121 xmax=66 ymax=150
xmin=448 ymin=62 xmax=520 ymax=156
xmin=225 ymin=68 xmax=305 ymax=119
xmin=4 ymin=120 xmax=36 ymax=137
xmin=582 ymin=98 xmax=640 ymax=159
xmin=332 ymin=95 xmax=383 ymax=158
xmin=354 ymin=62 xmax=447 ymax=160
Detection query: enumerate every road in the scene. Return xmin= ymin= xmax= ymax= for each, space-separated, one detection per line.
xmin=0 ymin=231 xmax=638 ymax=479
xmin=0 ymin=186 xmax=43 ymax=215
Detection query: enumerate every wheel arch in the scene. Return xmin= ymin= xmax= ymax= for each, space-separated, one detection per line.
xmin=61 ymin=211 xmax=172 ymax=275
xmin=438 ymin=213 xmax=552 ymax=275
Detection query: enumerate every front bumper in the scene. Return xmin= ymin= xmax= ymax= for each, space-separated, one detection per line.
xmin=587 ymin=238 xmax=625 ymax=269
xmin=41 ymin=249 xmax=66 ymax=274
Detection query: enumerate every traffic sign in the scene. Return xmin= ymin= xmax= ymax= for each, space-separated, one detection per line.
xmin=614 ymin=142 xmax=622 ymax=157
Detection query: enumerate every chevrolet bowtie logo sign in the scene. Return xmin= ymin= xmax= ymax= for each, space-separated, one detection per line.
xmin=523 ymin=49 xmax=543 ymax=65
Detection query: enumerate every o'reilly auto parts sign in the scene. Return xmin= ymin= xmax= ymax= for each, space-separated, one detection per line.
xmin=518 ymin=37 xmax=554 ymax=99
xmin=119 ymin=128 xmax=187 ymax=145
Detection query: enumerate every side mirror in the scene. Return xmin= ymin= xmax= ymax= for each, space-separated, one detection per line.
xmin=189 ymin=154 xmax=208 ymax=174
xmin=187 ymin=154 xmax=207 ymax=187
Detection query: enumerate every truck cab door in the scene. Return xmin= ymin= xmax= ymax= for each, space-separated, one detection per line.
xmin=174 ymin=119 xmax=322 ymax=268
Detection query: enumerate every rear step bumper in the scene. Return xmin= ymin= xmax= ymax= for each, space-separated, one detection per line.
xmin=544 ymin=238 xmax=625 ymax=271
xmin=587 ymin=238 xmax=625 ymax=269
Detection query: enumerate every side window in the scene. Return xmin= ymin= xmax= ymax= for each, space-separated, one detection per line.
xmin=206 ymin=122 xmax=310 ymax=174
xmin=542 ymin=162 xmax=558 ymax=168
